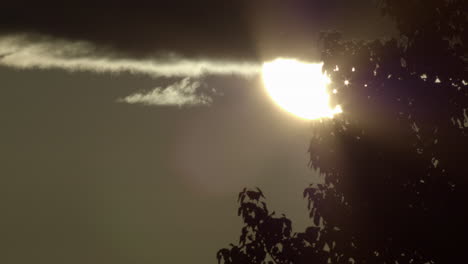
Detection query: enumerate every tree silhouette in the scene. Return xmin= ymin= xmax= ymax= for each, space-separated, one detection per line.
xmin=218 ymin=1 xmax=467 ymax=263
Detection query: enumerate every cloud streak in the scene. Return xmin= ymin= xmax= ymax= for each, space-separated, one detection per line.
xmin=0 ymin=33 xmax=261 ymax=106
xmin=0 ymin=34 xmax=261 ymax=77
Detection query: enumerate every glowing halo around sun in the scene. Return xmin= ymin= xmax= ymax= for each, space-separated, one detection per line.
xmin=262 ymin=58 xmax=342 ymax=120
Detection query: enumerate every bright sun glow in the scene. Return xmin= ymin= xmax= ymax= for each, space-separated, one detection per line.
xmin=262 ymin=58 xmax=342 ymax=120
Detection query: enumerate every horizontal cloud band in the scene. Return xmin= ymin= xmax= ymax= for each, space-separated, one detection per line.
xmin=0 ymin=34 xmax=261 ymax=77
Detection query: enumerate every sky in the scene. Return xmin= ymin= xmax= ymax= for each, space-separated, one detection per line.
xmin=0 ymin=1 xmax=395 ymax=264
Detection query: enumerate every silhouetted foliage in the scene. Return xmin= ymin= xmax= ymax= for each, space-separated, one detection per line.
xmin=219 ymin=1 xmax=467 ymax=263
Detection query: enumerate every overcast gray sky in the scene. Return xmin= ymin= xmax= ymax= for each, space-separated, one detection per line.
xmin=0 ymin=1 xmax=395 ymax=263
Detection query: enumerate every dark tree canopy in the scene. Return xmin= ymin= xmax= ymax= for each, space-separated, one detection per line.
xmin=218 ymin=1 xmax=467 ymax=263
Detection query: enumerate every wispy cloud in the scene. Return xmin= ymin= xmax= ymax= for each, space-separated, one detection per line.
xmin=0 ymin=34 xmax=261 ymax=78
xmin=118 ymin=78 xmax=211 ymax=106
xmin=0 ymin=33 xmax=261 ymax=106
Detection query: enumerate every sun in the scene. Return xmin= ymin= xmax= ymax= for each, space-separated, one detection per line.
xmin=262 ymin=58 xmax=342 ymax=120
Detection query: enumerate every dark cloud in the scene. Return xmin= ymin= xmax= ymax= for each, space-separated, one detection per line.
xmin=0 ymin=1 xmax=256 ymax=59
xmin=0 ymin=0 xmax=395 ymax=60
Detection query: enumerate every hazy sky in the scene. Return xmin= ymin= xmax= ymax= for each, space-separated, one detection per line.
xmin=0 ymin=1 xmax=395 ymax=263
